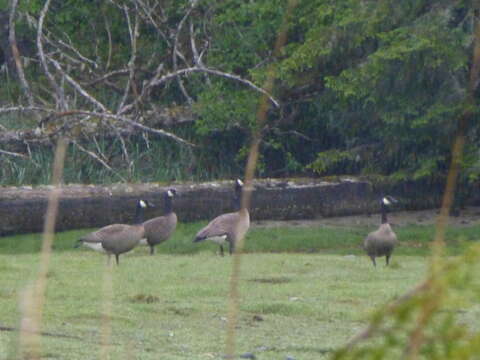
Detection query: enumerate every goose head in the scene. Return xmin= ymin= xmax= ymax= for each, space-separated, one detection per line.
xmin=382 ymin=195 xmax=398 ymax=206
xmin=166 ymin=188 xmax=177 ymax=198
xmin=138 ymin=199 xmax=155 ymax=209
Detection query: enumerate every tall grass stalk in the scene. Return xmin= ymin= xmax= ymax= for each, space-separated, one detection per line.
xmin=225 ymin=1 xmax=299 ymax=357
xmin=18 ymin=137 xmax=67 ymax=359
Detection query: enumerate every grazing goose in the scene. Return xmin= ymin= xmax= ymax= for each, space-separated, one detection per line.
xmin=193 ymin=179 xmax=250 ymax=256
xmin=75 ymin=199 xmax=153 ymax=265
xmin=363 ymin=195 xmax=398 ymax=267
xmin=140 ymin=189 xmax=178 ymax=255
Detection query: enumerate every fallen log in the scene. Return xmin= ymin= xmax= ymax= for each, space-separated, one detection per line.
xmin=0 ymin=177 xmax=478 ymax=236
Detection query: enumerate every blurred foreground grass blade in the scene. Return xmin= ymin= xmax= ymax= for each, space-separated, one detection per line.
xmin=18 ymin=138 xmax=67 ymax=359
xmin=224 ymin=0 xmax=299 ymax=358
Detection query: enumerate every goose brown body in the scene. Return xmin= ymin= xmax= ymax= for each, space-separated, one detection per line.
xmin=193 ymin=179 xmax=250 ymax=256
xmin=80 ymin=224 xmax=145 ymax=256
xmin=363 ymin=223 xmax=397 ymax=266
xmin=363 ymin=196 xmax=398 ymax=266
xmin=194 ymin=208 xmax=249 ymax=255
xmin=142 ymin=212 xmax=178 ymax=254
xmin=76 ymin=199 xmax=152 ymax=265
xmin=140 ymin=189 xmax=178 ymax=255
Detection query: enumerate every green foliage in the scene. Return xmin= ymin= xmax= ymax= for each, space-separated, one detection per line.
xmin=308 ymin=149 xmax=357 ymax=175
xmin=277 ymin=0 xmax=478 ymax=180
xmin=191 ymin=0 xmax=479 ymax=181
xmin=194 ymin=83 xmax=260 ymax=134
xmin=333 ymin=243 xmax=480 ymax=360
xmin=2 ymin=0 xmax=480 ymax=183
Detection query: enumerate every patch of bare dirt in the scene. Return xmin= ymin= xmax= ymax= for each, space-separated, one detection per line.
xmin=252 ymin=206 xmax=480 ymax=228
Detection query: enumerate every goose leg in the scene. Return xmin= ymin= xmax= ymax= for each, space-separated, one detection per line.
xmin=386 ymin=254 xmax=391 ymax=266
xmin=150 ymin=245 xmax=155 ymax=255
xmin=229 ymin=241 xmax=235 ymax=255
xmin=370 ymin=256 xmax=376 ymax=267
xmin=219 ymin=245 xmax=224 ymax=257
xmin=115 ymin=254 xmax=120 ymax=265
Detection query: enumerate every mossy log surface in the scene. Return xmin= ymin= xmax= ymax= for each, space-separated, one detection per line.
xmin=0 ymin=177 xmax=478 ymax=235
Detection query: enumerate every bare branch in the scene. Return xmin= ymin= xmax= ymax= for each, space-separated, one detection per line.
xmin=190 ymin=19 xmax=212 ymax=88
xmin=117 ymin=62 xmax=164 ymax=116
xmin=37 ymin=0 xmax=64 ymax=108
xmin=134 ymin=0 xmax=171 ymax=46
xmin=56 ymin=37 xmax=98 ymax=69
xmin=85 ymin=69 xmax=129 ymax=87
xmin=0 ymin=148 xmax=28 ymax=158
xmin=0 ymin=108 xmax=196 ymax=147
xmin=9 ymin=0 xmax=35 ymax=106
xmin=117 ymin=4 xmax=140 ymax=114
xmin=173 ymin=0 xmax=199 ymax=104
xmin=92 ymin=135 xmax=109 ymax=162
xmin=142 ymin=131 xmax=150 ymax=149
xmin=119 ymin=116 xmax=195 ymax=146
xmin=150 ymin=67 xmax=280 ymax=108
xmin=47 ymin=57 xmax=108 ymax=112
xmin=0 ymin=106 xmax=56 ymax=115
xmin=70 ymin=140 xmax=127 ymax=182
xmin=120 ymin=66 xmax=280 ymax=116
xmin=189 ymin=19 xmax=203 ymax=67
xmin=109 ymin=123 xmax=132 ymax=174
xmin=103 ymin=10 xmax=113 ymax=70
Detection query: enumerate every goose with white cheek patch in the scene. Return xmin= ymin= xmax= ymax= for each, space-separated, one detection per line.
xmin=75 ymin=199 xmax=154 ymax=265
xmin=139 ymin=189 xmax=178 ymax=255
xmin=193 ymin=179 xmax=250 ymax=256
xmin=363 ymin=195 xmax=398 ymax=267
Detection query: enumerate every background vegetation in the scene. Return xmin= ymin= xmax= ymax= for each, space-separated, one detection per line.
xmin=0 ymin=0 xmax=479 ymax=186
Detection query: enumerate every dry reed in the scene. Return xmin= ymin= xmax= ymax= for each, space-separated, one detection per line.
xmin=224 ymin=1 xmax=299 ymax=358
xmin=18 ymin=137 xmax=67 ymax=359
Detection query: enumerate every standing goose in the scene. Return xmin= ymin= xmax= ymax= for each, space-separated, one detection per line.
xmin=193 ymin=179 xmax=250 ymax=256
xmin=363 ymin=195 xmax=398 ymax=267
xmin=140 ymin=189 xmax=178 ymax=255
xmin=75 ymin=199 xmax=153 ymax=265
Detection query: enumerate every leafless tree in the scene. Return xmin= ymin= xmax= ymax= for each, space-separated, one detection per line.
xmin=2 ymin=0 xmax=279 ymax=177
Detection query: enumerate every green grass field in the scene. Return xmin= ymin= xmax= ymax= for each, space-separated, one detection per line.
xmin=0 ymin=222 xmax=478 ymax=359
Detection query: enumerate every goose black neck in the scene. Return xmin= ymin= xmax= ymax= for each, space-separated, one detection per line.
xmin=164 ymin=194 xmax=173 ymax=214
xmin=134 ymin=205 xmax=145 ymax=224
xmin=234 ymin=188 xmax=242 ymax=211
xmin=381 ymin=201 xmax=388 ymax=224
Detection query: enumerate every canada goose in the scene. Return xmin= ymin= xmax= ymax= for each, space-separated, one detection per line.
xmin=193 ymin=179 xmax=250 ymax=256
xmin=75 ymin=199 xmax=153 ymax=265
xmin=363 ymin=196 xmax=398 ymax=267
xmin=139 ymin=189 xmax=178 ymax=255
